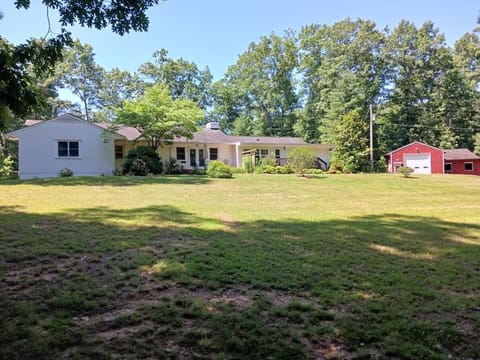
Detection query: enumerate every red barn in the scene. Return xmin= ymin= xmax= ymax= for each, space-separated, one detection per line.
xmin=386 ymin=141 xmax=444 ymax=174
xmin=386 ymin=141 xmax=480 ymax=175
xmin=443 ymin=149 xmax=480 ymax=175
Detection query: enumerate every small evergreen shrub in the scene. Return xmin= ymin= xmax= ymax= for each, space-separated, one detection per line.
xmin=398 ymin=166 xmax=414 ymax=177
xmin=59 ymin=168 xmax=73 ymax=177
xmin=0 ymin=154 xmax=14 ymax=179
xmin=376 ymin=156 xmax=388 ymax=173
xmin=163 ymin=158 xmax=181 ymax=174
xmin=122 ymin=146 xmax=162 ymax=176
xmin=207 ymin=160 xmax=233 ymax=178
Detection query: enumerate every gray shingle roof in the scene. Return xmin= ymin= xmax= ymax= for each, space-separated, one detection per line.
xmin=444 ymin=149 xmax=480 ymax=161
xmin=94 ymin=123 xmax=142 ymax=141
xmin=229 ymin=135 xmax=307 ymax=145
xmin=172 ymin=130 xmax=308 ymax=146
xmin=176 ymin=129 xmax=232 ymax=144
xmin=21 ymin=117 xmax=321 ymax=147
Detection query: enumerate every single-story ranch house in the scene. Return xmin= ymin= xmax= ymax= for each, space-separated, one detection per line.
xmin=386 ymin=141 xmax=480 ymax=175
xmin=6 ymin=114 xmax=333 ymax=180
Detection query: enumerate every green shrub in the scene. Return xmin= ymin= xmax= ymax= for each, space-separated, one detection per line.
xmin=304 ymin=168 xmax=324 ymax=175
xmin=259 ymin=155 xmax=277 ymax=167
xmin=398 ymin=166 xmax=414 ymax=177
xmin=376 ymin=156 xmax=388 ymax=173
xmin=328 ymin=160 xmax=345 ymax=174
xmin=122 ymin=146 xmax=162 ymax=176
xmin=207 ymin=160 xmax=233 ymax=178
xmin=59 ymin=168 xmax=73 ymax=177
xmin=0 ymin=154 xmax=14 ymax=179
xmin=288 ymin=148 xmax=317 ymax=176
xmin=191 ymin=168 xmax=207 ymax=175
xmin=283 ymin=164 xmax=295 ymax=174
xmin=242 ymin=156 xmax=254 ymax=174
xmin=163 ymin=158 xmax=181 ymax=175
xmin=275 ymin=165 xmax=293 ymax=174
xmin=255 ymin=165 xmax=294 ymax=175
xmin=231 ymin=166 xmax=246 ymax=174
xmin=256 ymin=165 xmax=276 ymax=174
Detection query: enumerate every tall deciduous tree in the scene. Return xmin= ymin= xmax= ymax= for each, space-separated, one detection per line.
xmin=139 ymin=49 xmax=213 ymax=110
xmin=1 ymin=0 xmax=162 ymax=118
xmin=379 ymin=21 xmax=457 ymax=150
xmin=453 ymin=29 xmax=480 ymax=147
xmin=96 ymin=68 xmax=144 ymax=121
xmin=115 ymin=83 xmax=204 ymax=149
xmin=214 ymin=32 xmax=299 ymax=136
xmin=210 ymin=80 xmax=248 ymax=134
xmin=298 ymin=19 xmax=386 ymax=144
xmin=55 ymin=40 xmax=103 ymax=121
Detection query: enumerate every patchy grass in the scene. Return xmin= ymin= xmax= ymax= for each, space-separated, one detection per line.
xmin=1 ymin=174 xmax=480 ymax=359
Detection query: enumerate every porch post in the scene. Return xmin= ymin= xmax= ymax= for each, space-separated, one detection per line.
xmin=235 ymin=142 xmax=241 ymax=168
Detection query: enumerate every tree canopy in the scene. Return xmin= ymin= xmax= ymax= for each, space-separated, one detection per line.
xmin=1 ymin=0 xmax=162 ymax=119
xmin=115 ymin=84 xmax=204 ymax=149
xmin=139 ymin=49 xmax=213 ymax=110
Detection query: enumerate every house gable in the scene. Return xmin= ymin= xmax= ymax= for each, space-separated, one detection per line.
xmin=7 ymin=113 xmax=118 ymax=179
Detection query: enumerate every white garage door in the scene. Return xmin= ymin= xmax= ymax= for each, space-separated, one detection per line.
xmin=404 ymin=154 xmax=431 ymax=174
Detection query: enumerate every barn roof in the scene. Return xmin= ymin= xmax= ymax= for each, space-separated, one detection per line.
xmin=443 ymin=149 xmax=480 ymax=161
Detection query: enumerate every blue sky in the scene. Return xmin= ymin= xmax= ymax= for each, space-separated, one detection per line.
xmin=1 ymin=0 xmax=479 ymax=81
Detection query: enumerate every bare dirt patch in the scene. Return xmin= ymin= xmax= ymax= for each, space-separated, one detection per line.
xmin=95 ymin=324 xmax=145 ymax=341
xmin=215 ymin=212 xmax=241 ymax=231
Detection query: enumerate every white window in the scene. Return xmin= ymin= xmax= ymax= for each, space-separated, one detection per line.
xmin=176 ymin=147 xmax=186 ymax=161
xmin=57 ymin=141 xmax=80 ymax=158
xmin=209 ymin=148 xmax=218 ymax=160
xmin=255 ymin=148 xmax=269 ymax=161
xmin=464 ymin=162 xmax=473 ymax=171
xmin=115 ymin=145 xmax=123 ymax=159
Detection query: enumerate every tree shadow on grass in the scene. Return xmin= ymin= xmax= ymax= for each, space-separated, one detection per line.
xmin=0 ymin=175 xmax=211 ymax=187
xmin=0 ymin=205 xmax=479 ymax=359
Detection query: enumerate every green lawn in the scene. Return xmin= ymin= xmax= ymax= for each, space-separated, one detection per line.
xmin=1 ymin=174 xmax=479 ymax=359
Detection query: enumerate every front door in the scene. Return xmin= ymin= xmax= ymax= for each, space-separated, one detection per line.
xmin=199 ymin=149 xmax=205 ymax=168
xmin=190 ymin=149 xmax=197 ymax=168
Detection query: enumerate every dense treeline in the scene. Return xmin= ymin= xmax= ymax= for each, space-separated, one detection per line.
xmin=2 ymin=18 xmax=480 ymax=171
